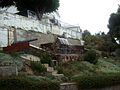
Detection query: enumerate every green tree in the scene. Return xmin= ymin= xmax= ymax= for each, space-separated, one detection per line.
xmin=83 ymin=30 xmax=91 ymax=38
xmin=0 ymin=0 xmax=15 ymax=11
xmin=0 ymin=0 xmax=15 ymax=7
xmin=108 ymin=6 xmax=120 ymax=40
xmin=16 ymin=0 xmax=59 ymax=19
xmin=0 ymin=0 xmax=59 ymax=19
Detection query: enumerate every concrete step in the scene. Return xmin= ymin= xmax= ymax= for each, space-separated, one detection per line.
xmin=52 ymin=73 xmax=64 ymax=77
xmin=20 ymin=54 xmax=40 ymax=62
xmin=52 ymin=70 xmax=58 ymax=74
xmin=47 ymin=67 xmax=54 ymax=72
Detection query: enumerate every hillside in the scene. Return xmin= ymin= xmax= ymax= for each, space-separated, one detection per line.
xmin=61 ymin=58 xmax=120 ymax=80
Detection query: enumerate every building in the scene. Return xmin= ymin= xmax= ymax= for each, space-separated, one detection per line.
xmin=0 ymin=10 xmax=84 ymax=47
xmin=0 ymin=9 xmax=84 ymax=63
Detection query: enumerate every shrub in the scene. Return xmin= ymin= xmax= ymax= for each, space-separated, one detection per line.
xmin=28 ymin=76 xmax=50 ymax=81
xmin=30 ymin=61 xmax=47 ymax=74
xmin=101 ymin=51 xmax=108 ymax=58
xmin=0 ymin=76 xmax=60 ymax=90
xmin=73 ymin=74 xmax=120 ymax=89
xmin=56 ymin=66 xmax=63 ymax=74
xmin=84 ymin=50 xmax=98 ymax=64
xmin=41 ymin=53 xmax=52 ymax=65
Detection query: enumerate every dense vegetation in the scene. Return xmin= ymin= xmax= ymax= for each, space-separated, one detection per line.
xmin=84 ymin=50 xmax=98 ymax=64
xmin=0 ymin=76 xmax=60 ymax=90
xmin=83 ymin=31 xmax=118 ymax=52
xmin=30 ymin=61 xmax=47 ymax=74
xmin=108 ymin=6 xmax=120 ymax=41
xmin=60 ymin=58 xmax=120 ymax=80
xmin=74 ymin=74 xmax=120 ymax=89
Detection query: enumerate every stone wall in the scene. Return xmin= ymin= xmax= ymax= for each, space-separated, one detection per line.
xmin=16 ymin=29 xmax=82 ymax=48
xmin=57 ymin=54 xmax=83 ymax=63
xmin=0 ymin=66 xmax=18 ymax=76
xmin=16 ymin=29 xmax=56 ymax=47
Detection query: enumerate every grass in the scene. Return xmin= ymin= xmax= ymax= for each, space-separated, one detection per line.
xmin=62 ymin=58 xmax=120 ymax=89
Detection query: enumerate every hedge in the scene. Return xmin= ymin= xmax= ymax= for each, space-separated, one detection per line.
xmin=73 ymin=74 xmax=120 ymax=89
xmin=0 ymin=76 xmax=60 ymax=90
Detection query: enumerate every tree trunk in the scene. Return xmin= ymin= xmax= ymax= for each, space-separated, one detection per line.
xmin=36 ymin=8 xmax=46 ymax=20
xmin=36 ymin=8 xmax=43 ymax=20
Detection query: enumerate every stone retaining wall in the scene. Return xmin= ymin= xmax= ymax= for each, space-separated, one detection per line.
xmin=0 ymin=66 xmax=18 ymax=76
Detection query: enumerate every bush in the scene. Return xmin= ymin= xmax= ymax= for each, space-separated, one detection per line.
xmin=56 ymin=66 xmax=63 ymax=74
xmin=84 ymin=50 xmax=98 ymax=64
xmin=41 ymin=53 xmax=52 ymax=65
xmin=30 ymin=61 xmax=47 ymax=74
xmin=73 ymin=74 xmax=120 ymax=89
xmin=101 ymin=51 xmax=108 ymax=58
xmin=0 ymin=76 xmax=60 ymax=90
xmin=30 ymin=50 xmax=52 ymax=65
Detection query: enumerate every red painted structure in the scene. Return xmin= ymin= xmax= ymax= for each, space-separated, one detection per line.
xmin=3 ymin=39 xmax=37 ymax=52
xmin=3 ymin=42 xmax=29 ymax=52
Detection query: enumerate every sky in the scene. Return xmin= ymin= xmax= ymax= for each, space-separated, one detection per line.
xmin=59 ymin=0 xmax=120 ymax=34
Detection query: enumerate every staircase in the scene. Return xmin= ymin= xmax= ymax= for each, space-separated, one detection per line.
xmin=43 ymin=64 xmax=64 ymax=77
xmin=21 ymin=54 xmax=64 ymax=77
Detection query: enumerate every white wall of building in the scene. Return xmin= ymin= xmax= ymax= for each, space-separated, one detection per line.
xmin=0 ymin=11 xmax=83 ymax=47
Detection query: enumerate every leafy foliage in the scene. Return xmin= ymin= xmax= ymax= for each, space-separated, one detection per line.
xmin=0 ymin=0 xmax=59 ymax=19
xmin=28 ymin=75 xmax=50 ymax=81
xmin=40 ymin=52 xmax=52 ymax=65
xmin=84 ymin=50 xmax=98 ymax=64
xmin=30 ymin=61 xmax=47 ymax=74
xmin=83 ymin=34 xmax=104 ymax=49
xmin=73 ymin=74 xmax=120 ymax=89
xmin=108 ymin=7 xmax=120 ymax=40
xmin=0 ymin=76 xmax=60 ymax=90
xmin=101 ymin=51 xmax=108 ymax=57
xmin=30 ymin=50 xmax=52 ymax=65
xmin=97 ymin=40 xmax=117 ymax=52
xmin=56 ymin=66 xmax=63 ymax=74
xmin=0 ymin=0 xmax=15 ymax=7
xmin=83 ymin=30 xmax=91 ymax=38
xmin=83 ymin=32 xmax=118 ymax=52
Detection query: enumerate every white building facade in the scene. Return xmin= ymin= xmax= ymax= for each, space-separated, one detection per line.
xmin=0 ymin=11 xmax=83 ymax=47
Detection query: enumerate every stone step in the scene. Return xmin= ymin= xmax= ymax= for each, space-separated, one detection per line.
xmin=20 ymin=54 xmax=40 ymax=62
xmin=52 ymin=73 xmax=64 ymax=77
xmin=47 ymin=67 xmax=54 ymax=72
xmin=52 ymin=70 xmax=58 ymax=74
